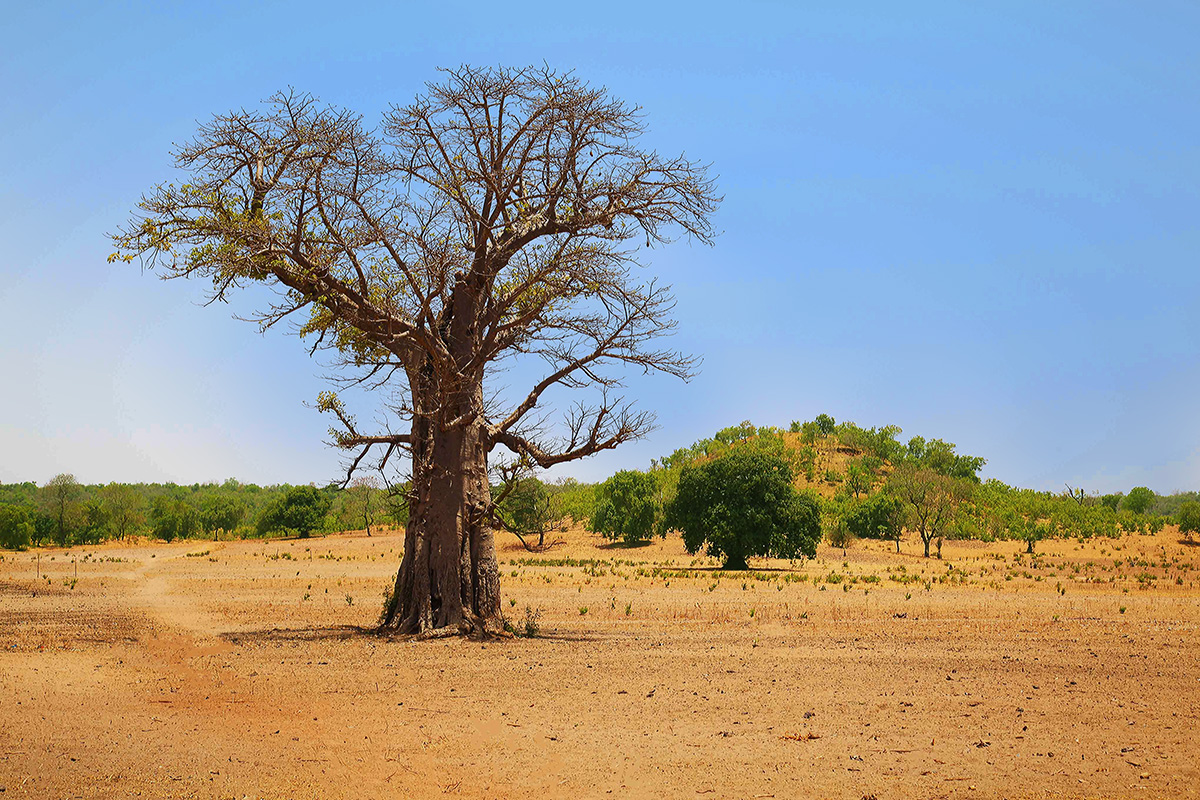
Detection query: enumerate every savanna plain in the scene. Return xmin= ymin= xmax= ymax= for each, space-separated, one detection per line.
xmin=2 ymin=526 xmax=1197 ymax=800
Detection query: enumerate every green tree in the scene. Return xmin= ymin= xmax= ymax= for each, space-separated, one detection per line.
xmin=666 ymin=449 xmax=821 ymax=570
xmin=714 ymin=420 xmax=758 ymax=445
xmin=113 ymin=65 xmax=717 ymax=637
xmin=495 ymin=476 xmax=560 ymax=552
xmin=887 ymin=464 xmax=970 ymax=558
xmin=825 ymin=516 xmax=853 ymax=551
xmin=41 ymin=474 xmax=82 ymax=546
xmin=798 ymin=421 xmax=821 ymax=447
xmin=80 ymin=496 xmax=110 ymax=544
xmin=102 ymin=483 xmax=146 ymax=541
xmin=1011 ymin=516 xmax=1057 ymax=555
xmin=1123 ymin=486 xmax=1155 ymax=515
xmin=844 ymin=492 xmax=904 ymax=552
xmin=256 ymin=486 xmax=333 ymax=538
xmin=844 ymin=460 xmax=874 ymax=499
xmin=589 ymin=470 xmax=662 ymax=545
xmin=814 ymin=413 xmax=837 ymax=437
xmin=339 ymin=476 xmax=381 ymax=536
xmin=200 ymin=493 xmax=246 ymax=539
xmin=1176 ymin=501 xmax=1200 ymax=542
xmin=906 ymin=437 xmax=986 ymax=482
xmin=150 ymin=495 xmax=200 ymax=542
xmin=0 ymin=503 xmax=34 ymax=550
xmin=551 ymin=479 xmax=597 ymax=527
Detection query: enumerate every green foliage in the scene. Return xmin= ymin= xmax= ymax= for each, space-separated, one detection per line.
xmin=814 ymin=413 xmax=837 ymax=437
xmin=904 ymin=436 xmax=986 ymax=482
xmin=200 ymin=493 xmax=246 ymax=537
xmin=551 ymin=478 xmax=597 ymax=525
xmin=1012 ymin=516 xmax=1058 ymax=554
xmin=1117 ymin=510 xmax=1144 ymax=535
xmin=42 ymin=473 xmax=83 ymax=546
xmin=843 ymin=492 xmax=903 ymax=543
xmin=80 ymin=497 xmax=110 ymax=545
xmin=380 ymin=482 xmax=410 ymax=529
xmin=102 ymin=483 xmax=146 ymax=540
xmin=150 ymin=495 xmax=200 ymax=542
xmin=256 ymin=485 xmax=333 ymax=538
xmin=0 ymin=503 xmax=34 ymax=550
xmin=0 ymin=480 xmax=351 ymax=545
xmin=825 ymin=517 xmax=854 ymax=549
xmin=666 ymin=448 xmax=820 ymax=570
xmin=835 ymin=422 xmax=904 ymax=462
xmin=589 ymin=470 xmax=661 ymax=545
xmin=798 ymin=421 xmax=821 ymax=445
xmin=1177 ymin=501 xmax=1200 ymax=541
xmin=1122 ymin=486 xmax=1155 ymax=515
xmin=1100 ymin=493 xmax=1122 ymax=512
xmin=497 ymin=476 xmax=561 ymax=549
xmin=332 ymin=476 xmax=384 ymax=536
xmin=714 ymin=420 xmax=758 ymax=445
xmin=505 ymin=477 xmax=553 ymax=532
xmin=887 ymin=464 xmax=972 ymax=557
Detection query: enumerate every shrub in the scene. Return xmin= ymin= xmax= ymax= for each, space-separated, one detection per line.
xmin=825 ymin=519 xmax=854 ymax=549
xmin=1178 ymin=501 xmax=1200 ymax=541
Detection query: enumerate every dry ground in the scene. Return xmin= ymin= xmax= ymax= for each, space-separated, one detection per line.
xmin=1 ymin=525 xmax=1198 ymax=799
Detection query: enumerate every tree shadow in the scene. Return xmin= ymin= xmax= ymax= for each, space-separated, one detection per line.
xmin=221 ymin=625 xmax=375 ymax=645
xmin=656 ymin=564 xmax=803 ymax=574
xmin=1179 ymin=538 xmax=1199 ymax=547
xmin=529 ymin=629 xmax=614 ymax=643
xmin=596 ymin=540 xmax=655 ymax=550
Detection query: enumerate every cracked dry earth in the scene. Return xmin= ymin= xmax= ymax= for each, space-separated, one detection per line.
xmin=1 ymin=527 xmax=1198 ymax=799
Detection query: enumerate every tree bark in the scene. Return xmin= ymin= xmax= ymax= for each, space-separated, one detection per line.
xmin=380 ymin=292 xmax=504 ymax=637
xmin=381 ymin=408 xmax=503 ymax=635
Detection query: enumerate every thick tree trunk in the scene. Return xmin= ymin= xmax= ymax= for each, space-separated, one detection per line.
xmin=380 ymin=379 xmax=503 ymax=638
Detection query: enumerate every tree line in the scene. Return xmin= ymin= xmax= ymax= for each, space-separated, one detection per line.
xmin=5 ymin=416 xmax=1197 ymax=560
xmin=0 ymin=476 xmax=406 ymax=550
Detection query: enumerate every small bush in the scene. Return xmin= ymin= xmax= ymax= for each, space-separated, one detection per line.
xmin=523 ymin=605 xmax=542 ymax=637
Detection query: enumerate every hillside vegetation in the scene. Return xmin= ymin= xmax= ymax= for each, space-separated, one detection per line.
xmin=515 ymin=414 xmax=1199 ymax=562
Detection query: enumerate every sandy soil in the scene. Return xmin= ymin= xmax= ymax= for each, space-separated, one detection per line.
xmin=1 ymin=526 xmax=1198 ymax=799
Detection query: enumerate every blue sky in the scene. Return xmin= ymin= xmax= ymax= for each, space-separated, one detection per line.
xmin=2 ymin=1 xmax=1198 ymax=493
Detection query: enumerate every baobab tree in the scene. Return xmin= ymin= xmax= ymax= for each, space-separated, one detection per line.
xmin=112 ymin=65 xmax=718 ymax=637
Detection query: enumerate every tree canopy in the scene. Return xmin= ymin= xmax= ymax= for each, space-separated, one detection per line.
xmin=588 ymin=470 xmax=661 ymax=545
xmin=1123 ymin=486 xmax=1155 ymax=515
xmin=257 ymin=485 xmax=334 ymax=538
xmin=666 ymin=448 xmax=820 ymax=570
xmin=1177 ymin=501 xmax=1200 ymax=541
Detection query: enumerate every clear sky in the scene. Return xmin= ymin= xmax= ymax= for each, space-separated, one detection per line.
xmin=2 ymin=1 xmax=1198 ymax=494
